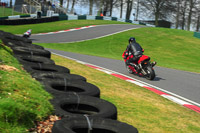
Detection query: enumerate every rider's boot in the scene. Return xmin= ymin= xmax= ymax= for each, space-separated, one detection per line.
xmin=151 ymin=61 xmax=157 ymax=67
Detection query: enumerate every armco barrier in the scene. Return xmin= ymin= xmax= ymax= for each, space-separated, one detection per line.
xmin=86 ymin=15 xmax=96 ymax=20
xmin=111 ymin=17 xmax=117 ymax=21
xmin=59 ymin=14 xmax=68 ymax=20
xmin=0 ymin=16 xmax=8 ymax=20
xmin=103 ymin=16 xmax=112 ymax=21
xmin=67 ymin=15 xmax=78 ymax=20
xmin=126 ymin=19 xmax=132 ymax=23
xmin=0 ymin=16 xmax=59 ymax=25
xmin=20 ymin=15 xmax=31 ymax=18
xmin=194 ymin=32 xmax=200 ymax=39
xmin=78 ymin=15 xmax=87 ymax=20
xmin=95 ymin=16 xmax=103 ymax=20
xmin=0 ymin=14 xmax=144 ymax=26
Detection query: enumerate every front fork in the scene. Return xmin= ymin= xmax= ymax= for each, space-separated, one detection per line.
xmin=138 ymin=63 xmax=147 ymax=75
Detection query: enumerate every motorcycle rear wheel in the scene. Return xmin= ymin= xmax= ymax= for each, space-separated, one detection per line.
xmin=145 ymin=66 xmax=155 ymax=80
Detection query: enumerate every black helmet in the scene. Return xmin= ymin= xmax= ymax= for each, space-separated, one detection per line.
xmin=129 ymin=37 xmax=136 ymax=43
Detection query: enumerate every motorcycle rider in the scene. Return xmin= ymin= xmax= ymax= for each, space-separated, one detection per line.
xmin=23 ymin=29 xmax=32 ymax=38
xmin=124 ymin=37 xmax=144 ymax=71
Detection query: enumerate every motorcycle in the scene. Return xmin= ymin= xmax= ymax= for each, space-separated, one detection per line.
xmin=23 ymin=34 xmax=29 ymax=38
xmin=23 ymin=30 xmax=32 ymax=38
xmin=122 ymin=50 xmax=156 ymax=80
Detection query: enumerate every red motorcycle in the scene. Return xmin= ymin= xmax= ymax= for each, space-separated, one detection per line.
xmin=122 ymin=50 xmax=156 ymax=80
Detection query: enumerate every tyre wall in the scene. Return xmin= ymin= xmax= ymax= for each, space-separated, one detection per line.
xmin=0 ymin=31 xmax=138 ymax=133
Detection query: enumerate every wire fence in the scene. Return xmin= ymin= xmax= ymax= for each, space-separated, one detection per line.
xmin=0 ymin=5 xmax=28 ymax=17
xmin=0 ymin=4 xmax=71 ymax=17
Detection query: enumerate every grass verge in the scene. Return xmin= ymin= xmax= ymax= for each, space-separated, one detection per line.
xmin=0 ymin=20 xmax=133 ymax=34
xmin=0 ymin=7 xmax=26 ymax=17
xmin=37 ymin=27 xmax=200 ymax=73
xmin=51 ymin=54 xmax=200 ymax=132
xmin=0 ymin=42 xmax=53 ymax=132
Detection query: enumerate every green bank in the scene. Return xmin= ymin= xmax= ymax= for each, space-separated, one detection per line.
xmin=37 ymin=26 xmax=200 ymax=73
xmin=0 ymin=43 xmax=53 ymax=132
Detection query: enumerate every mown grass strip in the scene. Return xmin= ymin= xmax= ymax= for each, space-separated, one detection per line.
xmin=51 ymin=54 xmax=200 ymax=132
xmin=0 ymin=7 xmax=26 ymax=17
xmin=0 ymin=43 xmax=53 ymax=133
xmin=37 ymin=27 xmax=200 ymax=73
xmin=0 ymin=20 xmax=133 ymax=34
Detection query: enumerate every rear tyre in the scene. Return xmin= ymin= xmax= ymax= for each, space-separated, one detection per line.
xmin=32 ymin=72 xmax=86 ymax=82
xmin=50 ymin=93 xmax=117 ymax=120
xmin=42 ymin=79 xmax=100 ymax=97
xmin=12 ymin=46 xmax=51 ymax=58
xmin=15 ymin=55 xmax=55 ymax=65
xmin=2 ymin=38 xmax=44 ymax=49
xmin=22 ymin=64 xmax=70 ymax=74
xmin=52 ymin=116 xmax=138 ymax=133
xmin=145 ymin=66 xmax=155 ymax=80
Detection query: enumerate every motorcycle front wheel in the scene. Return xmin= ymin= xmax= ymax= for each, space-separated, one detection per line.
xmin=126 ymin=64 xmax=133 ymax=74
xmin=23 ymin=35 xmax=29 ymax=38
xmin=145 ymin=66 xmax=155 ymax=80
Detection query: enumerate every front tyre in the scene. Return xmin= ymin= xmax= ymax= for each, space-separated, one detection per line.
xmin=145 ymin=66 xmax=155 ymax=80
xmin=126 ymin=64 xmax=133 ymax=74
xmin=23 ymin=35 xmax=29 ymax=38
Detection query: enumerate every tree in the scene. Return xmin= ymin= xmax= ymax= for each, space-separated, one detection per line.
xmin=89 ymin=0 xmax=94 ymax=15
xmin=175 ymin=0 xmax=181 ymax=29
xmin=120 ymin=0 xmax=124 ymax=18
xmin=187 ymin=0 xmax=198 ymax=31
xmin=194 ymin=0 xmax=200 ymax=31
xmin=59 ymin=0 xmax=64 ymax=7
xmin=70 ymin=0 xmax=76 ymax=14
xmin=10 ymin=0 xmax=12 ymax=7
xmin=109 ymin=0 xmax=118 ymax=16
xmin=126 ymin=0 xmax=133 ymax=20
xmin=104 ymin=0 xmax=109 ymax=16
xmin=135 ymin=0 xmax=140 ymax=21
xmin=180 ymin=0 xmax=188 ymax=30
xmin=66 ymin=0 xmax=70 ymax=12
xmin=140 ymin=0 xmax=174 ymax=26
xmin=98 ymin=0 xmax=105 ymax=15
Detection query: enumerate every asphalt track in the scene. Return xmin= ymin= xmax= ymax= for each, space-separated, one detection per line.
xmin=31 ymin=24 xmax=200 ymax=108
xmin=30 ymin=24 xmax=144 ymax=43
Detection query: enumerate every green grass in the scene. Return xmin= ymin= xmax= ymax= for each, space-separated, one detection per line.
xmin=0 ymin=7 xmax=26 ymax=17
xmin=0 ymin=20 xmax=133 ymax=34
xmin=52 ymin=54 xmax=200 ymax=132
xmin=0 ymin=19 xmax=200 ymax=132
xmin=37 ymin=27 xmax=200 ymax=73
xmin=0 ymin=43 xmax=53 ymax=132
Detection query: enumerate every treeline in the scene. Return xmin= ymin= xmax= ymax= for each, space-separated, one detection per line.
xmin=42 ymin=0 xmax=200 ymax=31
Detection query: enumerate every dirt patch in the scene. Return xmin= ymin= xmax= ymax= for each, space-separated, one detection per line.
xmin=28 ymin=115 xmax=61 ymax=133
xmin=0 ymin=65 xmax=19 ymax=72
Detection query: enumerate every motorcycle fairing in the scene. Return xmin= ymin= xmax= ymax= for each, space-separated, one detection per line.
xmin=138 ymin=55 xmax=150 ymax=64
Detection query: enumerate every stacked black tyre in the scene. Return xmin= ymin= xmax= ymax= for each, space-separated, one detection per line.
xmin=1 ymin=31 xmax=138 ymax=133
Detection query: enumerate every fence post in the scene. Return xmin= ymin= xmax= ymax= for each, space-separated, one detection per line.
xmin=12 ymin=5 xmax=14 ymax=15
